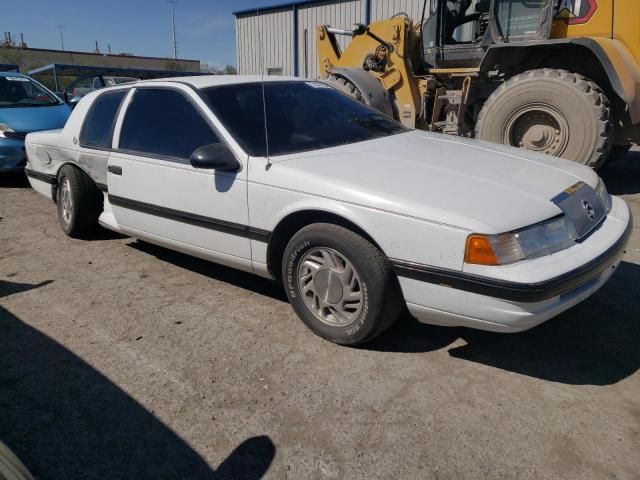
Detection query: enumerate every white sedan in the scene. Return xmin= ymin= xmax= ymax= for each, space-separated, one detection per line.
xmin=24 ymin=75 xmax=632 ymax=345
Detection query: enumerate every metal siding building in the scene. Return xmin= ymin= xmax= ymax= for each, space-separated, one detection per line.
xmin=235 ymin=7 xmax=294 ymax=76
xmin=370 ymin=0 xmax=424 ymax=22
xmin=234 ymin=0 xmax=426 ymax=78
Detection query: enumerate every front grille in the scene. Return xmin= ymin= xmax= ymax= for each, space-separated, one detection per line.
xmin=3 ymin=131 xmax=28 ymax=141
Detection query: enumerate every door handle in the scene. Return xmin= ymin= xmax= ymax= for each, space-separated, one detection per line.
xmin=108 ymin=165 xmax=122 ymax=175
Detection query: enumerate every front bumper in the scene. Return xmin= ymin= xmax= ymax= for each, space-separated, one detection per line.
xmin=397 ymin=197 xmax=633 ymax=332
xmin=0 ymin=138 xmax=26 ymax=172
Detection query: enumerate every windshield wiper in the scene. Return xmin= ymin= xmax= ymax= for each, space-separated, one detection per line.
xmin=349 ymin=114 xmax=399 ymax=134
xmin=5 ymin=102 xmax=59 ymax=108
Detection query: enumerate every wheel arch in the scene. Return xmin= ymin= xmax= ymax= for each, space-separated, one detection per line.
xmin=266 ymin=208 xmax=386 ymax=281
xmin=480 ymin=38 xmax=640 ymax=126
xmin=325 ymin=67 xmax=395 ymax=118
xmin=52 ymin=161 xmax=100 ymax=204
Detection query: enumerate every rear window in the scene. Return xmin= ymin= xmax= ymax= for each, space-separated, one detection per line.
xmin=202 ymin=81 xmax=406 ymax=157
xmin=80 ymin=90 xmax=127 ymax=149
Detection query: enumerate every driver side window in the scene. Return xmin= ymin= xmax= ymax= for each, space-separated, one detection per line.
xmin=494 ymin=0 xmax=550 ymax=39
xmin=119 ymin=88 xmax=219 ymax=161
xmin=451 ymin=0 xmax=480 ymax=42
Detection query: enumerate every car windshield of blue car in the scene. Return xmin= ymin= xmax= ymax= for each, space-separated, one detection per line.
xmin=202 ymin=81 xmax=407 ymax=157
xmin=0 ymin=76 xmax=60 ymax=108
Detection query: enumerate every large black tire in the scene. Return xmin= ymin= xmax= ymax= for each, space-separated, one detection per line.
xmin=56 ymin=165 xmax=103 ymax=238
xmin=321 ymin=74 xmax=364 ymax=103
xmin=609 ymin=144 xmax=632 ymax=164
xmin=282 ymin=223 xmax=403 ymax=346
xmin=475 ymin=69 xmax=613 ymax=169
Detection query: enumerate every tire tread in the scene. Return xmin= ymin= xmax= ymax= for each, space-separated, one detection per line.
xmin=475 ymin=68 xmax=613 ymax=168
xmin=283 ymin=223 xmax=402 ymax=345
xmin=57 ymin=165 xmax=103 ymax=238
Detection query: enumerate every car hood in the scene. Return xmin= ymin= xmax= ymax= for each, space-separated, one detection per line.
xmin=0 ymin=103 xmax=70 ymax=133
xmin=266 ymin=131 xmax=599 ymax=233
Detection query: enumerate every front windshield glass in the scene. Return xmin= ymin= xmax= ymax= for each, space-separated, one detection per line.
xmin=202 ymin=81 xmax=407 ymax=157
xmin=0 ymin=76 xmax=60 ymax=108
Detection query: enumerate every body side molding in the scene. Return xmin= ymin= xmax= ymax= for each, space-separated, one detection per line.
xmin=108 ymin=194 xmax=270 ymax=242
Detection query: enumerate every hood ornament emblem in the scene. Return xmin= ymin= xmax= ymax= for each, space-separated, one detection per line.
xmin=582 ymin=200 xmax=596 ymax=221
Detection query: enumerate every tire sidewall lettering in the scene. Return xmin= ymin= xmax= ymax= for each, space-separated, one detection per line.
xmin=346 ymin=281 xmax=368 ymax=336
xmin=286 ymin=240 xmax=311 ymax=298
xmin=286 ymin=238 xmax=370 ymax=338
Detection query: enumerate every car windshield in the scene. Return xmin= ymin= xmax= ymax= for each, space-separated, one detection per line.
xmin=202 ymin=81 xmax=407 ymax=156
xmin=0 ymin=76 xmax=60 ymax=108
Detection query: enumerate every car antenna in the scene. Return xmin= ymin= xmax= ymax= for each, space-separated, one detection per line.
xmin=257 ymin=7 xmax=272 ymax=171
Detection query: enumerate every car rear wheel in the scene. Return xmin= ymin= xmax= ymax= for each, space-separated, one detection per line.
xmin=282 ymin=223 xmax=403 ymax=345
xmin=56 ymin=165 xmax=103 ymax=238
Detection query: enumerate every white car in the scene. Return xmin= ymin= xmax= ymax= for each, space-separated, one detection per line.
xmin=24 ymin=75 xmax=632 ymax=346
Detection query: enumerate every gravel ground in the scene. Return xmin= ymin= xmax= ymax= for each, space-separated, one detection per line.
xmin=1 ymin=152 xmax=639 ymax=479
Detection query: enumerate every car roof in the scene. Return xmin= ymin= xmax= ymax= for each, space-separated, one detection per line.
xmin=137 ymin=74 xmax=304 ymax=89
xmin=0 ymin=71 xmax=27 ymax=78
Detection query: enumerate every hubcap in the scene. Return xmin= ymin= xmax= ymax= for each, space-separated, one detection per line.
xmin=503 ymin=104 xmax=570 ymax=157
xmin=297 ymin=247 xmax=364 ymax=327
xmin=60 ymin=178 xmax=72 ymax=225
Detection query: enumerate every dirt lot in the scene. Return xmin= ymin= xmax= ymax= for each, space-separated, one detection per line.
xmin=1 ymin=152 xmax=639 ymax=480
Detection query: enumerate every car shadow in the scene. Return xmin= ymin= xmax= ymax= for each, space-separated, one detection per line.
xmin=84 ymin=226 xmax=129 ymax=241
xmin=130 ymin=240 xmax=289 ymax=302
xmin=600 ymin=149 xmax=640 ymax=195
xmin=0 ymin=171 xmax=30 ymax=189
xmin=0 ymin=279 xmax=53 ymax=299
xmin=371 ymin=261 xmax=640 ymax=386
xmin=0 ymin=302 xmax=276 ymax=479
xmin=129 ymin=241 xmax=639 ymax=386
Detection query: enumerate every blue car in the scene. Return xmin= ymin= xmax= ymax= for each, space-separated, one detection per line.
xmin=0 ymin=72 xmax=70 ymax=172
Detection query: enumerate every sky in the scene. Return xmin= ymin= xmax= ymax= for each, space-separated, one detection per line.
xmin=1 ymin=0 xmax=296 ymax=67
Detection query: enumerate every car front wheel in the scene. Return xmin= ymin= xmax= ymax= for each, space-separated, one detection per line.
xmin=282 ymin=223 xmax=403 ymax=346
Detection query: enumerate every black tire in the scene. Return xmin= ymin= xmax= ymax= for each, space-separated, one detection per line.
xmin=609 ymin=144 xmax=632 ymax=164
xmin=322 ymin=74 xmax=364 ymax=103
xmin=56 ymin=165 xmax=103 ymax=238
xmin=282 ymin=223 xmax=403 ymax=346
xmin=475 ymin=69 xmax=613 ymax=169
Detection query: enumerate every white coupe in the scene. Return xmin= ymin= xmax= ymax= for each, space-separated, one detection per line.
xmin=25 ymin=76 xmax=632 ymax=345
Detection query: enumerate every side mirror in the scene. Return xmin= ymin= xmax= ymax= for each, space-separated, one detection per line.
xmin=63 ymin=91 xmax=80 ymax=108
xmin=190 ymin=143 xmax=240 ymax=171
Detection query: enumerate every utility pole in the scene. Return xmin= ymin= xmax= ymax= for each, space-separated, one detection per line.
xmin=95 ymin=40 xmax=100 ymax=53
xmin=57 ymin=25 xmax=65 ymax=51
xmin=108 ymin=44 xmax=111 ymax=54
xmin=170 ymin=0 xmax=178 ymax=59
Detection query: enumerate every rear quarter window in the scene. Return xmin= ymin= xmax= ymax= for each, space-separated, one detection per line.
xmin=80 ymin=90 xmax=127 ymax=149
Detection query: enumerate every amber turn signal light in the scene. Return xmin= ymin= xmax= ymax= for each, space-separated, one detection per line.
xmin=464 ymin=235 xmax=499 ymax=266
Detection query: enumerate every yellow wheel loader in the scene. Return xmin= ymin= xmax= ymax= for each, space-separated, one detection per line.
xmin=316 ymin=0 xmax=640 ymax=168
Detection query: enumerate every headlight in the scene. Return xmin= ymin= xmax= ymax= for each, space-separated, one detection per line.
xmin=595 ymin=177 xmax=612 ymax=214
xmin=0 ymin=123 xmax=14 ymax=138
xmin=465 ymin=215 xmax=577 ymax=266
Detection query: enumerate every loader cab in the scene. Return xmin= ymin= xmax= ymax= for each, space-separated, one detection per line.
xmin=422 ymin=0 xmax=555 ymax=69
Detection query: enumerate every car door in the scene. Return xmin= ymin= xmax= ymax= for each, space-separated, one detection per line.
xmin=106 ymin=85 xmax=253 ymax=271
xmin=77 ymin=88 xmax=128 ymax=188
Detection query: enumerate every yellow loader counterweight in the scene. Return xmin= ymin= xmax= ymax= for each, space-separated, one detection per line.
xmin=317 ymin=0 xmax=640 ymax=169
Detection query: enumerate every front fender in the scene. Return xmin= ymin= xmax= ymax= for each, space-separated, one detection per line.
xmin=480 ymin=37 xmax=640 ymax=124
xmin=249 ymin=182 xmax=469 ymax=274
